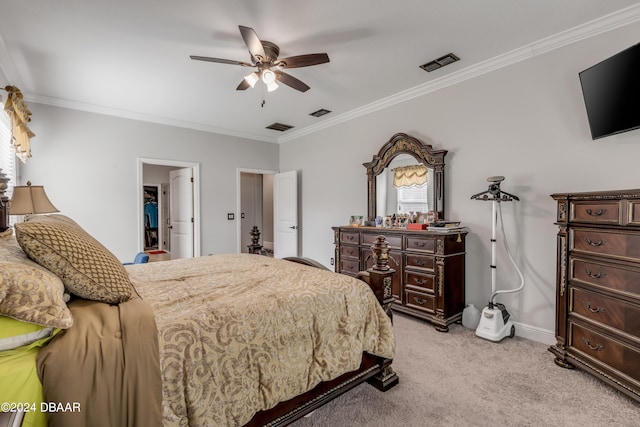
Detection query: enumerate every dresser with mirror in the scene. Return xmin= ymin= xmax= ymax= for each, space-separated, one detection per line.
xmin=333 ymin=133 xmax=466 ymax=332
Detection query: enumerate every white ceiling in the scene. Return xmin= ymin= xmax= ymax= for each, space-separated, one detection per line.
xmin=1 ymin=1 xmax=639 ymax=143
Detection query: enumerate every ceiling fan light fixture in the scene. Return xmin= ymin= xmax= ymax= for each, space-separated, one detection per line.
xmin=261 ymin=69 xmax=276 ymax=85
xmin=244 ymin=72 xmax=259 ymax=88
xmin=192 ymin=26 xmax=328 ymax=94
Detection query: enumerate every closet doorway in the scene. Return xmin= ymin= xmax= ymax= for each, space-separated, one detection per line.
xmin=138 ymin=158 xmax=201 ymax=258
xmin=143 ymin=184 xmax=162 ymax=251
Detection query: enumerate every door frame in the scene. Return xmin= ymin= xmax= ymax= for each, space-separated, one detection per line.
xmin=137 ymin=158 xmax=201 ymax=256
xmin=236 ymin=168 xmax=278 ymax=253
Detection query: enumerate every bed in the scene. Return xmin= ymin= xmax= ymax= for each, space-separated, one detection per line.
xmin=0 ymin=212 xmax=398 ymax=427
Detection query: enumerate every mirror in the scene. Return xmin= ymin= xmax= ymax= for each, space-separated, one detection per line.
xmin=364 ymin=133 xmax=446 ymax=222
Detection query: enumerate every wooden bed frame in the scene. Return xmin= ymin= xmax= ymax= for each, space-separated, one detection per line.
xmin=248 ymin=248 xmax=399 ymax=426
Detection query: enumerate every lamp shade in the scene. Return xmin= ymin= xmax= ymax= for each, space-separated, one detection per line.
xmin=244 ymin=72 xmax=259 ymax=88
xmin=9 ymin=181 xmax=59 ymax=215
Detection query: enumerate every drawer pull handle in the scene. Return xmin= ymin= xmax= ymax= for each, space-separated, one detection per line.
xmin=585 ymin=269 xmax=606 ymax=279
xmin=583 ymin=302 xmax=605 ymax=313
xmin=585 ymin=208 xmax=607 ymax=216
xmin=582 ymin=338 xmax=604 ymax=351
xmin=585 ymin=238 xmax=606 ymax=247
xmin=415 ymin=242 xmax=426 ymax=247
xmin=346 ymin=235 xmax=355 ymax=241
xmin=413 ymin=278 xmax=427 ymax=285
xmin=413 ymin=297 xmax=427 ymax=305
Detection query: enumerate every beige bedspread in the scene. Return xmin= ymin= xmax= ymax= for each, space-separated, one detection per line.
xmin=127 ymin=254 xmax=395 ymax=427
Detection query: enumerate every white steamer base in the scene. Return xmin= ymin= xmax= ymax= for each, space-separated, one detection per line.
xmin=475 ymin=305 xmax=515 ymax=342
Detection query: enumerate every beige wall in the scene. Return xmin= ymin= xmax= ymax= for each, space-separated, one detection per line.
xmin=279 ymin=20 xmax=640 ymax=342
xmin=19 ymin=105 xmax=279 ymax=261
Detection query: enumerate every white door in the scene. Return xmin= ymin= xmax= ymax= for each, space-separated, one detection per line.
xmin=169 ymin=168 xmax=194 ymax=259
xmin=161 ymin=183 xmax=170 ymax=251
xmin=274 ymin=170 xmax=298 ymax=258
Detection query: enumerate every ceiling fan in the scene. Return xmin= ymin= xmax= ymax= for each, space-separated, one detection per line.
xmin=190 ymin=25 xmax=330 ymax=93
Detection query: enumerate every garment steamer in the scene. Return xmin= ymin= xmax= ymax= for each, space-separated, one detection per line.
xmin=471 ymin=176 xmax=524 ymax=342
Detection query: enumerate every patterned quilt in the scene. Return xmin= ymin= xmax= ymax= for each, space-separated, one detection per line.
xmin=127 ymin=254 xmax=395 ymax=427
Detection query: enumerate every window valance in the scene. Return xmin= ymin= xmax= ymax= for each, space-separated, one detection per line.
xmin=3 ymin=85 xmax=34 ymax=162
xmin=393 ymin=164 xmax=427 ymax=188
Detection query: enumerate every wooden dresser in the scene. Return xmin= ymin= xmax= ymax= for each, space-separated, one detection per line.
xmin=332 ymin=226 xmax=466 ymax=332
xmin=550 ymin=189 xmax=640 ymax=403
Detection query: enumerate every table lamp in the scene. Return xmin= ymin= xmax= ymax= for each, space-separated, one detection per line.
xmin=9 ymin=181 xmax=59 ymax=219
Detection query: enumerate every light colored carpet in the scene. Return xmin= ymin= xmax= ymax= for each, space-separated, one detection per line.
xmin=292 ymin=313 xmax=639 ymax=427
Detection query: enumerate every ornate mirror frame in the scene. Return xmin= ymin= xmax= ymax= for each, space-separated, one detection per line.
xmin=363 ymin=132 xmax=447 ymax=221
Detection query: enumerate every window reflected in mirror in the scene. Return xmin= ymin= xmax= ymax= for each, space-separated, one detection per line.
xmin=376 ymin=154 xmax=434 ymax=218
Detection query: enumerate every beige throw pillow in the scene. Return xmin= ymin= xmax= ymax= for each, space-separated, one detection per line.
xmin=15 ymin=216 xmax=133 ymax=304
xmin=0 ymin=237 xmax=73 ymax=329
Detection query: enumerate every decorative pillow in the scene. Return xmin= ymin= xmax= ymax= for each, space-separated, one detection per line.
xmin=25 ymin=213 xmax=82 ymax=228
xmin=0 ymin=261 xmax=73 ymax=329
xmin=0 ymin=315 xmax=55 ymax=351
xmin=15 ymin=216 xmax=134 ymax=304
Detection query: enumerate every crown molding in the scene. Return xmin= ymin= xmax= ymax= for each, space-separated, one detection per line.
xmin=278 ymin=3 xmax=640 ymax=143
xmin=25 ymin=94 xmax=279 ymax=144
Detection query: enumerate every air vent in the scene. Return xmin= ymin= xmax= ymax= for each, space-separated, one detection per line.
xmin=309 ymin=108 xmax=332 ymax=118
xmin=266 ymin=122 xmax=294 ymax=132
xmin=419 ymin=53 xmax=460 ymax=73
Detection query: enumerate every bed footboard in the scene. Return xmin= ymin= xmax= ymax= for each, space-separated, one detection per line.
xmin=284 ymin=253 xmax=399 ymax=391
xmin=354 ymin=235 xmax=399 ymax=392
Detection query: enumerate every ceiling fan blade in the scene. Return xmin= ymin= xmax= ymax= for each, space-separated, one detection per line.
xmin=276 ymin=53 xmax=330 ymax=68
xmin=275 ymin=71 xmax=310 ymax=92
xmin=190 ymin=55 xmax=253 ymax=67
xmin=239 ymin=25 xmax=266 ymax=63
xmin=236 ymin=79 xmax=251 ymax=91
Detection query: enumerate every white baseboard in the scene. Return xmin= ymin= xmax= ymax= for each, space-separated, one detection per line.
xmin=514 ymin=322 xmax=555 ymax=345
xmin=263 ymin=240 xmax=273 ymax=250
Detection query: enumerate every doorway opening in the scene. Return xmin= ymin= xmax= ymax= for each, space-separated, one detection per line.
xmin=143 ymin=184 xmax=161 ymax=251
xmin=237 ymin=169 xmax=299 ymax=258
xmin=138 ymin=158 xmax=201 ymax=259
xmin=237 ymin=168 xmax=277 ymax=254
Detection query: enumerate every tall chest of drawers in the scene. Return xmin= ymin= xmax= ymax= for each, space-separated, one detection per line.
xmin=332 ymin=226 xmax=466 ymax=332
xmin=550 ymin=189 xmax=640 ymax=403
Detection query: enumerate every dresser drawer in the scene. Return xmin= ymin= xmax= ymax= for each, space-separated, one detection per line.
xmin=571 ymin=229 xmax=640 ymax=262
xmin=571 ymin=201 xmax=621 ymax=224
xmin=630 ymin=201 xmax=640 ymax=225
xmin=570 ymin=258 xmax=640 ymax=299
xmin=569 ymin=322 xmax=640 ymax=384
xmin=405 ymin=236 xmax=436 ymax=253
xmin=405 ymin=253 xmax=435 ymax=271
xmin=362 ymin=233 xmax=402 ymax=249
xmin=339 ymin=259 xmax=360 ymax=274
xmin=570 ymin=287 xmax=640 ymax=337
xmin=405 ymin=289 xmax=435 ymax=314
xmin=340 ymin=231 xmax=359 ymax=245
xmin=405 ymin=271 xmax=435 ymax=292
xmin=340 ymin=245 xmax=359 ymax=260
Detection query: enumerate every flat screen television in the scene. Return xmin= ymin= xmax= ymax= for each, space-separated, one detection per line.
xmin=579 ymin=42 xmax=640 ymax=140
